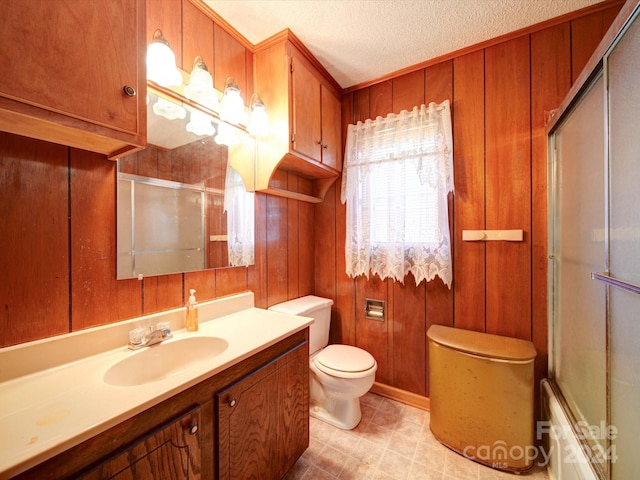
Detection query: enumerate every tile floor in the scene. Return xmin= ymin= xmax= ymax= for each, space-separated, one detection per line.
xmin=284 ymin=393 xmax=550 ymax=480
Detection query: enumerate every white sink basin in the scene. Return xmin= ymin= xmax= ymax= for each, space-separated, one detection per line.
xmin=104 ymin=336 xmax=228 ymax=387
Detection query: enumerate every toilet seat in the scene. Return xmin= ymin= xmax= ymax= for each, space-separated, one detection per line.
xmin=314 ymin=345 xmax=377 ymax=379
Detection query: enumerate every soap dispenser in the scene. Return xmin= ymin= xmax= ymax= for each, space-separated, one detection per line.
xmin=185 ymin=289 xmax=199 ymax=332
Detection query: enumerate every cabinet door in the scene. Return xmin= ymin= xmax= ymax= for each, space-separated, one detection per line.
xmin=217 ymin=342 xmax=309 ymax=480
xmin=217 ymin=360 xmax=280 ymax=479
xmin=275 ymin=343 xmax=309 ymax=477
xmin=320 ymin=85 xmax=342 ymax=171
xmin=0 ymin=0 xmax=142 ymax=135
xmin=81 ymin=404 xmax=208 ymax=480
xmin=291 ymin=57 xmax=322 ymax=163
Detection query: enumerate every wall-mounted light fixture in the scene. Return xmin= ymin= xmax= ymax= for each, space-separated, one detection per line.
xmin=152 ymin=96 xmax=186 ymax=121
xmin=147 ymin=34 xmax=269 ymax=142
xmin=146 ymin=29 xmax=182 ymax=87
xmin=247 ymin=94 xmax=269 ymax=136
xmin=184 ymin=56 xmax=217 ymax=109
xmin=214 ymin=122 xmax=239 ymax=146
xmin=186 ymin=109 xmax=215 ymax=137
xmin=220 ymin=77 xmax=247 ymax=126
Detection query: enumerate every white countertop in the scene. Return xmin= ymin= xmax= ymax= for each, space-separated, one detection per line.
xmin=0 ymin=292 xmax=312 ymax=478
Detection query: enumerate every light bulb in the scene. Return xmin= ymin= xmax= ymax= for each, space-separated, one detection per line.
xmin=146 ymin=29 xmax=182 ymax=87
xmin=186 ymin=110 xmax=215 ymax=137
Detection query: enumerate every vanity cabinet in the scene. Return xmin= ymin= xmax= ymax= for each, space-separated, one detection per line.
xmin=254 ymin=30 xmax=342 ymax=203
xmin=15 ymin=330 xmax=308 ymax=480
xmin=0 ymin=0 xmax=146 ymax=159
xmin=217 ymin=342 xmax=308 ymax=479
xmin=82 ymin=405 xmax=209 ymax=479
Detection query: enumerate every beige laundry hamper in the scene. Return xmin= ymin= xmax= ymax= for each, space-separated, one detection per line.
xmin=427 ymin=325 xmax=537 ymax=472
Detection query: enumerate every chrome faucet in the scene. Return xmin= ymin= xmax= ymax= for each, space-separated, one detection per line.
xmin=128 ymin=323 xmax=172 ymax=350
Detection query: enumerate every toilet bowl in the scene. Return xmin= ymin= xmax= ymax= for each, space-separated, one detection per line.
xmin=269 ymin=296 xmax=377 ymax=430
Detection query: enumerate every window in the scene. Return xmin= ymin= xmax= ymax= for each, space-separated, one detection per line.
xmin=341 ymin=101 xmax=454 ymax=287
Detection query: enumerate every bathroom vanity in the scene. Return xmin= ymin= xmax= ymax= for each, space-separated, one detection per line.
xmin=0 ymin=292 xmax=311 ymax=479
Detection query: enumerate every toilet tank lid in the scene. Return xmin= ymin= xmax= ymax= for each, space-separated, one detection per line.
xmin=268 ymin=295 xmax=333 ymax=316
xmin=427 ymin=325 xmax=537 ymax=361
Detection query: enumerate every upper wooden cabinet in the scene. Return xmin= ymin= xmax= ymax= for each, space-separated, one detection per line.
xmin=255 ymin=30 xmax=342 ymax=203
xmin=291 ymin=58 xmax=342 ymax=171
xmin=0 ymin=0 xmax=146 ymax=159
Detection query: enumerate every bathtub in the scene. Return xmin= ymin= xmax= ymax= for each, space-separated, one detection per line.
xmin=540 ymin=379 xmax=599 ymax=480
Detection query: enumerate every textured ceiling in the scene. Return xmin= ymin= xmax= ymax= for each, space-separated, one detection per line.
xmin=205 ymin=0 xmax=604 ymax=89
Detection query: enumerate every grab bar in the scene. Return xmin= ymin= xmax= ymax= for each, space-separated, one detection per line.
xmin=591 ymin=272 xmax=640 ymax=296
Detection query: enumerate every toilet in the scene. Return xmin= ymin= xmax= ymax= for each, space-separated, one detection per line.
xmin=269 ymin=295 xmax=377 ymax=430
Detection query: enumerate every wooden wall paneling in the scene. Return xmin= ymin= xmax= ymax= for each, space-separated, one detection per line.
xmin=484 ymin=36 xmax=532 ymax=340
xmin=334 ymin=93 xmax=355 ymax=346
xmin=245 ymin=49 xmax=255 ymax=100
xmin=452 ymin=50 xmax=486 ymax=333
xmin=0 ymin=134 xmax=70 ymax=346
xmin=266 ymin=170 xmax=288 ymax=306
xmin=182 ymin=0 xmax=214 ymax=74
xmin=356 ymin=275 xmax=389 ymax=384
xmin=142 ymin=274 xmax=184 ymax=314
xmin=249 ymin=193 xmax=268 ymax=308
xmin=313 ymin=182 xmax=336 ymax=301
xmin=156 ymin=149 xmax=173 ymax=181
xmin=392 ymin=276 xmax=427 ymax=395
xmin=214 ymin=266 xmax=248 ymax=297
xmin=147 ymin=0 xmax=184 ymax=68
xmin=213 ymin=24 xmax=247 ymax=95
xmin=392 ymin=70 xmax=425 ymax=113
xmin=184 ymin=269 xmax=216 ymax=301
xmin=70 ymin=149 xmax=141 ymax=330
xmin=570 ymin=5 xmax=623 ymax=83
xmin=353 ymin=89 xmax=370 ymax=122
xmin=425 ymin=61 xmax=453 ymax=104
xmin=298 ymin=189 xmax=314 ymax=297
xmin=137 ymin=147 xmax=160 ymax=178
xmin=287 ymin=175 xmax=300 ymax=300
xmin=117 ymin=150 xmax=138 ymax=175
xmin=369 ymin=81 xmax=392 ymax=119
xmin=531 ymin=23 xmax=572 ymax=414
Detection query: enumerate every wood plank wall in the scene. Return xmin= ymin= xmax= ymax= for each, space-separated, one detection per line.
xmin=315 ymin=2 xmax=622 ymax=406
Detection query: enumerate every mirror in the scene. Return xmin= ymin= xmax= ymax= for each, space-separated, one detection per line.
xmin=116 ymin=90 xmax=255 ymax=280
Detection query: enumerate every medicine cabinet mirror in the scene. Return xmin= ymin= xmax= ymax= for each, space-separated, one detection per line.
xmin=116 ymin=88 xmax=255 ymax=280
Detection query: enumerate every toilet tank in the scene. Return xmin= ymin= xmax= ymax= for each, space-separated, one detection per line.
xmin=269 ymin=296 xmax=333 ymax=354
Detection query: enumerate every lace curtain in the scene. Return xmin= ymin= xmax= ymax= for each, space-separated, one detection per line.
xmin=224 ymin=166 xmax=254 ymax=266
xmin=341 ymin=100 xmax=454 ymax=287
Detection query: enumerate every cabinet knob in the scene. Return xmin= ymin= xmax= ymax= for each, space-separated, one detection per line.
xmin=229 ymin=397 xmax=237 ymax=407
xmin=316 ymin=139 xmax=323 ymax=145
xmin=122 ymin=85 xmax=137 ymax=97
xmin=188 ymin=423 xmax=199 ymax=435
xmin=323 ymin=144 xmax=328 ymax=149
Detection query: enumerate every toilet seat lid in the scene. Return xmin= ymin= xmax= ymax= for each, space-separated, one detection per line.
xmin=315 ymin=345 xmax=376 ymax=373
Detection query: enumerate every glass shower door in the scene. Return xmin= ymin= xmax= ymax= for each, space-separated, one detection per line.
xmin=550 ymin=72 xmax=608 ymax=473
xmin=605 ymin=9 xmax=640 ymax=478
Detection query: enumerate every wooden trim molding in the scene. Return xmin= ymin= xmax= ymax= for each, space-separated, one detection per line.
xmin=370 ymin=382 xmax=431 ymax=411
